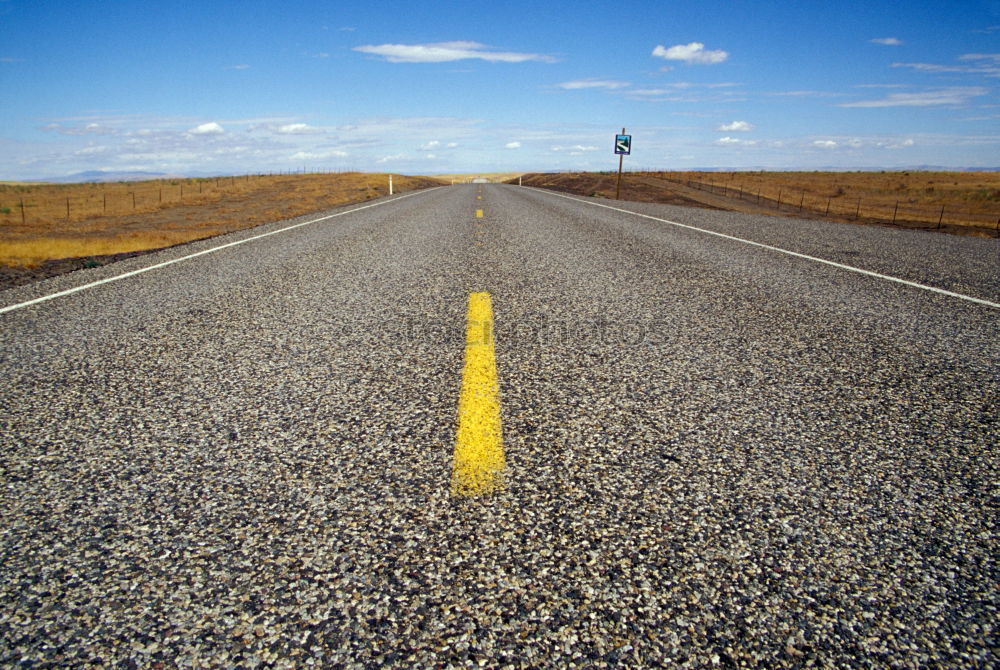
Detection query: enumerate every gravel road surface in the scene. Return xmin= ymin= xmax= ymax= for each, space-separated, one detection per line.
xmin=2 ymin=184 xmax=997 ymax=668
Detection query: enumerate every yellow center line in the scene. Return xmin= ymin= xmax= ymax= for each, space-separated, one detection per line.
xmin=475 ymin=208 xmax=484 ymax=218
xmin=451 ymin=292 xmax=505 ymax=496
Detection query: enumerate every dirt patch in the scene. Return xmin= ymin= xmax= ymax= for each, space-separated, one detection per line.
xmin=514 ymin=173 xmax=721 ymax=209
xmin=0 ymin=249 xmax=170 ymax=291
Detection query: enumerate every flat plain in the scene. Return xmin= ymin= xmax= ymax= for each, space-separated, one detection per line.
xmin=516 ymin=171 xmax=1000 ymax=235
xmin=0 ymin=173 xmax=442 ymax=270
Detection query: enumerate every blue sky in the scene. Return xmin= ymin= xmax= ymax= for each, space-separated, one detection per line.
xmin=1 ymin=0 xmax=998 ymax=178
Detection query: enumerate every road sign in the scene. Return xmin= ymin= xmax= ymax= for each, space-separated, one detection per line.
xmin=615 ymin=128 xmax=630 ymax=199
xmin=615 ymin=134 xmax=631 ymax=155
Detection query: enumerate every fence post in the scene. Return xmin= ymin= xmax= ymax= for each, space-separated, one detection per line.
xmin=103 ymin=193 xmax=106 ymax=214
xmin=855 ymin=198 xmax=861 ymax=219
xmin=20 ymin=199 xmax=25 ymax=224
xmin=825 ymin=198 xmax=831 ymax=216
xmin=776 ymin=189 xmax=782 ymax=209
xmin=798 ymin=193 xmax=804 ymax=212
xmin=891 ymin=201 xmax=899 ymax=225
xmin=937 ymin=205 xmax=944 ymax=230
xmin=131 ymin=192 xmax=136 ymax=209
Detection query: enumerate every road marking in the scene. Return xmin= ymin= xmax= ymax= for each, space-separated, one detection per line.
xmin=0 ymin=189 xmax=438 ymax=316
xmin=477 ymin=195 xmax=482 ymax=200
xmin=476 ymin=208 xmax=484 ymax=218
xmin=533 ymin=188 xmax=1000 ymax=309
xmin=452 ymin=292 xmax=505 ymax=497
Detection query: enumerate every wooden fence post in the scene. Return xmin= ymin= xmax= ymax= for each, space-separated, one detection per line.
xmin=855 ymin=198 xmax=862 ymax=219
xmin=937 ymin=205 xmax=944 ymax=230
xmin=891 ymin=201 xmax=899 ymax=224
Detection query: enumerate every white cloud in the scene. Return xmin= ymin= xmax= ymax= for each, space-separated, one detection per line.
xmin=773 ymin=90 xmax=845 ymax=98
xmin=289 ymin=150 xmax=347 ymax=160
xmin=446 ymin=142 xmax=458 ymax=148
xmin=893 ymin=54 xmax=1000 ymax=77
xmin=715 ymin=137 xmax=756 ymax=146
xmin=189 ymin=122 xmax=224 ymax=135
xmin=354 ymin=41 xmax=554 ymax=64
xmin=813 ymin=140 xmax=838 ymax=148
xmin=551 ymin=144 xmax=598 ymax=152
xmin=41 ymin=122 xmax=115 ymax=136
xmin=276 ymin=123 xmax=319 ymax=134
xmin=74 ymin=145 xmax=110 ymax=156
xmin=961 ymin=53 xmax=1000 ymax=61
xmin=376 ymin=153 xmax=406 ymax=163
xmin=419 ymin=140 xmax=441 ymax=150
xmin=505 ymin=141 xmax=521 ymax=149
xmin=718 ymin=120 xmax=754 ymax=132
xmin=652 ymin=42 xmax=728 ymax=65
xmin=628 ymin=88 xmax=672 ymax=97
xmin=840 ymin=86 xmax=988 ymax=107
xmin=870 ymin=37 xmax=903 ymax=46
xmin=556 ymin=79 xmax=631 ymax=90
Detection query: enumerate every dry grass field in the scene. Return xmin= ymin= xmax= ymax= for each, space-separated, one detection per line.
xmin=653 ymin=171 xmax=1000 ymax=233
xmin=516 ymin=171 xmax=1000 ymax=236
xmin=0 ymin=173 xmax=443 ymax=268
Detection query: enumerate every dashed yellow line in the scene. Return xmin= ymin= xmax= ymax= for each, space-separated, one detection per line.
xmin=475 ymin=208 xmax=484 ymax=218
xmin=451 ymin=292 xmax=505 ymax=496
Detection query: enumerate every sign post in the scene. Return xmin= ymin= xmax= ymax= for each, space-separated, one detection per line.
xmin=614 ymin=128 xmax=631 ymax=200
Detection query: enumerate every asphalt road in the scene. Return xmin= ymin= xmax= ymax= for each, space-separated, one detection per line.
xmin=1 ymin=184 xmax=997 ymax=668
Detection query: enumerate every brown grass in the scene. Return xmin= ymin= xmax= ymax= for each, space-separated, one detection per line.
xmin=514 ymin=171 xmax=1000 ymax=235
xmin=0 ymin=173 xmax=443 ymax=267
xmin=656 ymin=171 xmax=1000 ymax=231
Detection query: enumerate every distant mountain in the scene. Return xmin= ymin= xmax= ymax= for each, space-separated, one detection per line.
xmin=36 ymin=170 xmax=181 ymax=183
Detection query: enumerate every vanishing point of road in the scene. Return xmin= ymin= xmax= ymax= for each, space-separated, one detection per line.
xmin=1 ymin=184 xmax=997 ymax=667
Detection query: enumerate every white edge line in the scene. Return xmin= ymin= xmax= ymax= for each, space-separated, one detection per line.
xmin=0 ymin=188 xmax=438 ymax=316
xmin=530 ymin=187 xmax=1000 ymax=310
